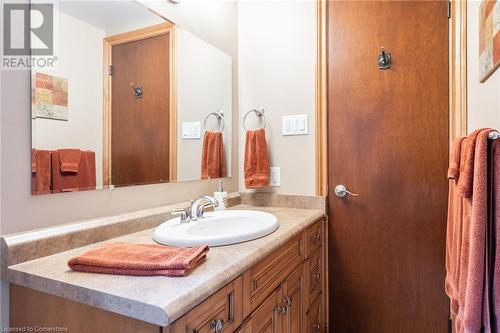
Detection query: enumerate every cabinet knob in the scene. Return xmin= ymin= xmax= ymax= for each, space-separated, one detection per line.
xmin=210 ymin=319 xmax=224 ymax=333
xmin=313 ymin=273 xmax=321 ymax=281
xmin=313 ymin=323 xmax=321 ymax=331
xmin=276 ymin=305 xmax=287 ymax=315
xmin=313 ymin=233 xmax=321 ymax=242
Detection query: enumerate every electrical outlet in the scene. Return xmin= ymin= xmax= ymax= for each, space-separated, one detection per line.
xmin=270 ymin=167 xmax=280 ymax=187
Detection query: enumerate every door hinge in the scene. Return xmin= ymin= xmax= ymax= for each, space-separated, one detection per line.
xmin=108 ymin=65 xmax=113 ymax=76
xmin=447 ymin=1 xmax=451 ymax=19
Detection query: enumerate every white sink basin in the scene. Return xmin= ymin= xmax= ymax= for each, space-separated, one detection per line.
xmin=153 ymin=210 xmax=279 ymax=247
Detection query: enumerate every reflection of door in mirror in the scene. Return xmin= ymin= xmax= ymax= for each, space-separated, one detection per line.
xmin=103 ymin=23 xmax=177 ymax=187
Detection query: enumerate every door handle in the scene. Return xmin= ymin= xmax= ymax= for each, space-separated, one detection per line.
xmin=334 ymin=185 xmax=359 ymax=198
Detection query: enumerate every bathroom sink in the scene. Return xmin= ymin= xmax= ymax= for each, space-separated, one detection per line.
xmin=153 ymin=210 xmax=279 ymax=247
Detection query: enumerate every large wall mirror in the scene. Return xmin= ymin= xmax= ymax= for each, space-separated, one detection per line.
xmin=31 ymin=0 xmax=232 ymax=195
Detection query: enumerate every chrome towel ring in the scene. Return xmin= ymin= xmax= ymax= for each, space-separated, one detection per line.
xmin=203 ymin=110 xmax=225 ymax=131
xmin=243 ymin=107 xmax=266 ymax=131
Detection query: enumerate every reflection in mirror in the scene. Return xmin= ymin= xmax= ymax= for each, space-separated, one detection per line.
xmin=31 ymin=0 xmax=232 ymax=195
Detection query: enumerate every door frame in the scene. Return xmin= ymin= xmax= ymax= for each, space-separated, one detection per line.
xmin=102 ymin=22 xmax=177 ymax=187
xmin=315 ymin=0 xmax=468 ymax=196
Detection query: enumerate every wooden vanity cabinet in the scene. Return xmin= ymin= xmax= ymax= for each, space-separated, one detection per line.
xmin=174 ymin=218 xmax=326 ymax=333
xmin=10 ymin=218 xmax=326 ymax=333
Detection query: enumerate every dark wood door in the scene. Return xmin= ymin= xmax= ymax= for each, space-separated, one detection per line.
xmin=327 ymin=1 xmax=449 ymax=332
xmin=111 ymin=34 xmax=170 ymax=187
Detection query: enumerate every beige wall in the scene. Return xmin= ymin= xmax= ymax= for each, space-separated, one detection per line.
xmin=177 ymin=28 xmax=232 ymax=181
xmin=0 ymin=1 xmax=238 ymax=327
xmin=237 ymin=0 xmax=317 ymax=196
xmin=467 ymin=0 xmax=500 ymax=132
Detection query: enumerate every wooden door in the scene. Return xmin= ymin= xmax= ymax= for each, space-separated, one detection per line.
xmin=327 ymin=1 xmax=449 ymax=332
xmin=111 ymin=33 xmax=170 ymax=187
xmin=241 ymin=288 xmax=281 ymax=333
xmin=281 ymin=265 xmax=304 ymax=333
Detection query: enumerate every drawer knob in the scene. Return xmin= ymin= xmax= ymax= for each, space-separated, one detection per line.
xmin=314 ymin=273 xmax=321 ymax=281
xmin=313 ymin=234 xmax=321 ymax=242
xmin=313 ymin=323 xmax=321 ymax=331
xmin=210 ymin=319 xmax=224 ymax=333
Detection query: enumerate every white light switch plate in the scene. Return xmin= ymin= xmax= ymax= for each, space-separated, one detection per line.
xmin=270 ymin=167 xmax=280 ymax=187
xmin=181 ymin=122 xmax=201 ymax=139
xmin=282 ymin=115 xmax=308 ymax=136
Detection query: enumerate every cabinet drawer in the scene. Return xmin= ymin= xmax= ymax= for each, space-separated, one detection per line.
xmin=306 ymin=294 xmax=323 ymax=333
xmin=171 ymin=277 xmax=242 ymax=333
xmin=305 ymin=247 xmax=322 ymax=310
xmin=242 ymin=234 xmax=304 ymax=317
xmin=305 ymin=220 xmax=323 ymax=258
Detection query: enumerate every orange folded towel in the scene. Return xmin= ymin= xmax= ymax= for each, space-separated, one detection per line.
xmin=201 ymin=131 xmax=227 ymax=179
xmin=58 ymin=149 xmax=82 ymax=173
xmin=31 ymin=149 xmax=52 ymax=195
xmin=244 ymin=128 xmax=269 ymax=188
xmin=68 ymin=243 xmax=208 ymax=277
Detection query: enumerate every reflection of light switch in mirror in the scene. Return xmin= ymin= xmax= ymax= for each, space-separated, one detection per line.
xmin=182 ymin=122 xmax=201 ymax=139
xmin=282 ymin=115 xmax=308 ymax=136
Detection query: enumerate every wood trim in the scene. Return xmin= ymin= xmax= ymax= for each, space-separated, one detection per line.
xmin=103 ymin=40 xmax=112 ymax=186
xmin=321 ymin=217 xmax=329 ymax=332
xmin=102 ymin=22 xmax=177 ymax=186
xmin=104 ymin=22 xmax=174 ymax=46
xmin=449 ymin=0 xmax=468 ymax=142
xmin=315 ymin=0 xmax=328 ymax=196
xmin=169 ymin=26 xmax=178 ymax=182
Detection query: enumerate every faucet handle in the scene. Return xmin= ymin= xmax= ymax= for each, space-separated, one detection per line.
xmin=171 ymin=208 xmax=190 ymax=222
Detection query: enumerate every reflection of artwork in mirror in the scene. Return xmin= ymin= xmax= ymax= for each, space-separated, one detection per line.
xmin=30 ymin=1 xmax=233 ymax=195
xmin=32 ymin=72 xmax=68 ymax=120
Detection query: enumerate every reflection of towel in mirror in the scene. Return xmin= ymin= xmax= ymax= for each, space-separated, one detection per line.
xmin=57 ymin=149 xmax=82 ymax=173
xmin=244 ymin=128 xmax=269 ymax=188
xmin=201 ymin=131 xmax=227 ymax=179
xmin=52 ymin=150 xmax=96 ymax=192
xmin=31 ymin=149 xmax=52 ymax=195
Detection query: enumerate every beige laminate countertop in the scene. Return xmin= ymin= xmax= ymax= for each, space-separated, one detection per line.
xmin=4 ymin=205 xmax=324 ymax=327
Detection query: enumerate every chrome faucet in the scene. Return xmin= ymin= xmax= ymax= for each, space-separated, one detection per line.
xmin=191 ymin=195 xmax=219 ymax=220
xmin=170 ymin=206 xmax=192 ymax=223
xmin=171 ymin=195 xmax=219 ymax=223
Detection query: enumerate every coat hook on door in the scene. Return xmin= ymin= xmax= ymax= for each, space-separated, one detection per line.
xmin=378 ymin=47 xmax=391 ymax=70
xmin=130 ymin=83 xmax=143 ymax=99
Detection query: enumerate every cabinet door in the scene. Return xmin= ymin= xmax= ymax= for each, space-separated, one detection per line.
xmin=280 ymin=265 xmax=304 ymax=333
xmin=241 ymin=289 xmax=281 ymax=333
xmin=306 ymin=295 xmax=322 ymax=333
